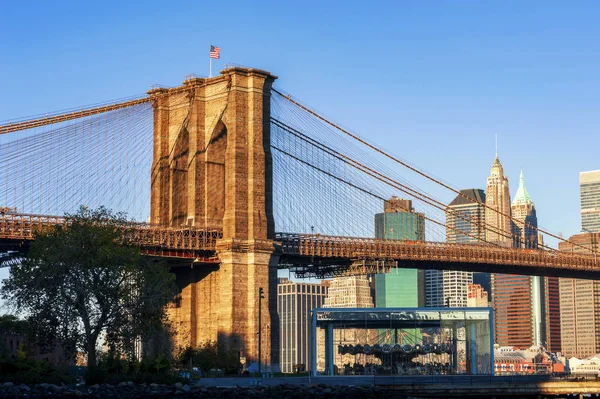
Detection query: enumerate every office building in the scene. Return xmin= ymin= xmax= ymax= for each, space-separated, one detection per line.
xmin=426 ymin=189 xmax=484 ymax=307
xmin=485 ymin=155 xmax=512 ymax=246
xmin=558 ymin=233 xmax=600 ymax=358
xmin=511 ymin=170 xmax=538 ymax=249
xmin=322 ymin=276 xmax=375 ymax=365
xmin=581 ymin=170 xmax=600 ymax=232
xmin=277 ymin=278 xmax=329 ymax=373
xmin=467 ymin=283 xmax=489 ymax=308
xmin=374 ymin=197 xmax=425 ymax=308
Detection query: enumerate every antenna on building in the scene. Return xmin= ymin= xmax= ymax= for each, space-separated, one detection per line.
xmin=495 ymin=134 xmax=498 ymax=158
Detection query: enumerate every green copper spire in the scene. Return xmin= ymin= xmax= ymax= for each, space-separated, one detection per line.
xmin=512 ymin=169 xmax=533 ymax=205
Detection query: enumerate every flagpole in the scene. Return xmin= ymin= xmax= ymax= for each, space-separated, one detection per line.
xmin=209 ymin=57 xmax=212 ymax=78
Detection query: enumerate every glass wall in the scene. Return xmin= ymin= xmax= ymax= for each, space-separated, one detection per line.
xmin=311 ymin=308 xmax=493 ymax=376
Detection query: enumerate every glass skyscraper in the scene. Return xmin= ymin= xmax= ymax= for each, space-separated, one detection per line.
xmin=373 ymin=197 xmax=425 ymax=308
xmin=373 ymin=198 xmax=425 ymax=343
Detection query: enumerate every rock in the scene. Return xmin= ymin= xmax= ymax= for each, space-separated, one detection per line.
xmin=174 ymin=382 xmax=182 ymax=389
xmin=118 ymin=381 xmax=128 ymax=387
xmin=90 ymin=384 xmax=100 ymax=389
xmin=51 ymin=384 xmax=62 ymax=392
xmin=18 ymin=384 xmax=31 ymax=391
xmin=2 ymin=382 xmax=14 ymax=388
xmin=127 ymin=381 xmax=135 ymax=387
xmin=183 ymin=384 xmax=191 ymax=392
xmin=150 ymin=383 xmax=159 ymax=388
xmin=74 ymin=389 xmax=83 ymax=397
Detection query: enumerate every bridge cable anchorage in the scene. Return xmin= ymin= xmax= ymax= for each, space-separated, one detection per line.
xmin=270 ymin=117 xmax=534 ymax=250
xmin=271 ymin=144 xmax=495 ymax=247
xmin=272 ymin=88 xmax=594 ymax=254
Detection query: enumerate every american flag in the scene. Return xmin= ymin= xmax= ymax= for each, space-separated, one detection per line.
xmin=210 ymin=45 xmax=221 ymax=59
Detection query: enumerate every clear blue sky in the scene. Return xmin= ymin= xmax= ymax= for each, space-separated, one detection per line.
xmin=1 ymin=1 xmax=599 ymax=246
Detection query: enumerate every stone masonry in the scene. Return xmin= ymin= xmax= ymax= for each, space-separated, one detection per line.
xmin=149 ymin=67 xmax=280 ymax=368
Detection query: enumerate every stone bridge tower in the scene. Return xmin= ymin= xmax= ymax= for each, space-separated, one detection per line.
xmin=149 ymin=67 xmax=279 ymax=368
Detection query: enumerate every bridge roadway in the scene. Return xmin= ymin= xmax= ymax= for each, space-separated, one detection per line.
xmin=0 ymin=213 xmax=598 ymax=279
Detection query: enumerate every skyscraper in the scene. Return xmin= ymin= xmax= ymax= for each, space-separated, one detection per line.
xmin=489 ymin=166 xmax=558 ymax=349
xmin=558 ymin=233 xmax=600 ymax=358
xmin=277 ymin=278 xmax=329 ymax=373
xmin=374 ymin=197 xmax=425 ymax=308
xmin=511 ymin=170 xmax=538 ymax=249
xmin=581 ymin=170 xmax=600 ymax=232
xmin=485 ymin=155 xmax=512 ymax=246
xmin=426 ymin=189 xmax=485 ymax=308
xmin=446 ymin=189 xmax=487 ymax=244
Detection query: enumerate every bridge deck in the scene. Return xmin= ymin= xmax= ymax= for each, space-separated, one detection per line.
xmin=0 ymin=214 xmax=597 ymax=279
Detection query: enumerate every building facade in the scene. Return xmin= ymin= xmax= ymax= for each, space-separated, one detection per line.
xmin=374 ymin=197 xmax=425 ymax=308
xmin=322 ymin=276 xmax=375 ymax=366
xmin=558 ymin=233 xmax=600 ymax=358
xmin=511 ymin=170 xmax=538 ymax=249
xmin=277 ymin=278 xmax=329 ymax=373
xmin=485 ymin=155 xmax=513 ymax=246
xmin=467 ymin=283 xmax=490 ymax=308
xmin=426 ymin=189 xmax=485 ymax=308
xmin=581 ymin=170 xmax=600 ymax=233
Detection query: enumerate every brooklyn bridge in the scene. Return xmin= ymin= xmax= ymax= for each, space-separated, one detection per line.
xmin=0 ymin=66 xmax=597 ymax=367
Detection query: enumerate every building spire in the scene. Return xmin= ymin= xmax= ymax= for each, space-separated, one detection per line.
xmin=495 ymin=134 xmax=498 ymax=159
xmin=512 ymin=169 xmax=533 ymax=205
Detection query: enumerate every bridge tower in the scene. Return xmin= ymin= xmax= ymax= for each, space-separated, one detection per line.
xmin=149 ymin=67 xmax=279 ymax=368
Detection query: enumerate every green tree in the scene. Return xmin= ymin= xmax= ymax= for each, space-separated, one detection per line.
xmin=1 ymin=206 xmax=177 ymax=369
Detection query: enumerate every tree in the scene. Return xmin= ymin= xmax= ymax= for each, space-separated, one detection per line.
xmin=1 ymin=206 xmax=177 ymax=368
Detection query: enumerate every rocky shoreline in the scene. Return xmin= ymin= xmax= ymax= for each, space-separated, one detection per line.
xmin=0 ymin=381 xmax=410 ymax=398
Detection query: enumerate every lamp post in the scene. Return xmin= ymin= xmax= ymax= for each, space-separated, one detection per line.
xmin=258 ymin=287 xmax=264 ymax=374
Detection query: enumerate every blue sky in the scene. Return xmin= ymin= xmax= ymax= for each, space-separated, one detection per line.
xmin=0 ymin=1 xmax=599 ymax=256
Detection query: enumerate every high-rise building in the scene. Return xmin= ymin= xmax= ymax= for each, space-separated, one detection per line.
xmin=467 ymin=283 xmax=489 ymax=308
xmin=511 ymin=170 xmax=538 ymax=249
xmin=323 ymin=276 xmax=374 ymax=309
xmin=507 ymin=170 xmax=545 ymax=347
xmin=558 ymin=233 xmax=600 ymax=358
xmin=277 ymin=278 xmax=329 ymax=373
xmin=426 ymin=189 xmax=485 ymax=307
xmin=489 ymin=166 xmax=558 ymax=350
xmin=446 ymin=189 xmax=487 ymax=244
xmin=322 ymin=276 xmax=375 ymax=366
xmin=376 ymin=269 xmax=424 ymax=307
xmin=485 ymin=155 xmax=512 ymax=246
xmin=544 ymin=276 xmax=561 ymax=353
xmin=374 ymin=197 xmax=425 ymax=241
xmin=374 ymin=197 xmax=425 ymax=308
xmin=581 ymin=170 xmax=600 ymax=232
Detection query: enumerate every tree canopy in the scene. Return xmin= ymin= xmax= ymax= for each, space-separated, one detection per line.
xmin=1 ymin=206 xmax=177 ymax=368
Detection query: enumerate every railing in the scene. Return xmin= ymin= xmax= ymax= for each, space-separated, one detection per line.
xmin=0 ymin=213 xmax=222 ymax=252
xmin=276 ymin=233 xmax=599 ymax=273
xmin=0 ymin=214 xmax=597 ymax=273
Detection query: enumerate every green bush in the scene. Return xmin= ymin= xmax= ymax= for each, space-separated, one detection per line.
xmin=84 ymin=351 xmax=183 ymax=385
xmin=0 ymin=357 xmax=73 ymax=385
